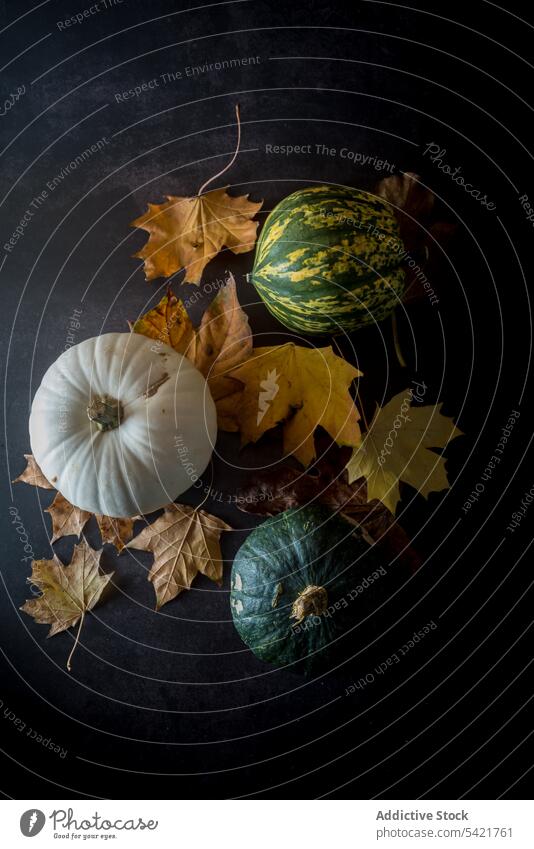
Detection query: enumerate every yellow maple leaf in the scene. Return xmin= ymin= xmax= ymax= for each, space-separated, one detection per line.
xmin=131 ymin=287 xmax=194 ymax=354
xmin=346 ymin=388 xmax=463 ymax=514
xmin=212 ymin=385 xmax=244 ymax=432
xmin=131 ymin=187 xmax=262 ymax=284
xmin=127 ymin=503 xmax=231 ymax=610
xmin=20 ymin=540 xmax=113 ymax=670
xmin=228 ymin=343 xmax=362 ymax=466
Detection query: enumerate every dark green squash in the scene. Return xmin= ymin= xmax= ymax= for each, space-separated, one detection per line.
xmin=230 ymin=505 xmax=386 ymax=672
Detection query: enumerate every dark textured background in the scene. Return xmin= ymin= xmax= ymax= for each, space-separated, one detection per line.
xmin=1 ymin=0 xmax=533 ymax=799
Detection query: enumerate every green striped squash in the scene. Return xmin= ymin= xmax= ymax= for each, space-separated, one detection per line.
xmin=250 ymin=185 xmax=406 ymax=335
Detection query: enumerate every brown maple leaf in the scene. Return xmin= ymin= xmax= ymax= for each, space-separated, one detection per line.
xmin=238 ymin=439 xmax=421 ymax=573
xmin=130 ymin=287 xmax=195 ymax=354
xmin=190 ymin=274 xmax=252 ymax=430
xmin=13 ymin=454 xmax=55 ymax=489
xmin=95 ymin=515 xmax=136 ymax=552
xmin=376 ymin=171 xmax=457 ymax=305
xmin=127 ymin=503 xmax=232 ymax=609
xmin=131 ymin=105 xmax=262 ymax=285
xmin=14 ymin=455 xmax=136 ymax=551
xmin=20 ymin=540 xmax=113 ymax=670
xmin=132 ymin=188 xmax=262 ymax=284
xmin=133 ymin=276 xmax=252 ymax=431
xmin=46 ymin=492 xmax=91 ymax=543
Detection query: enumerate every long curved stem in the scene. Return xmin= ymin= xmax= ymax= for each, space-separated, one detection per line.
xmin=67 ymin=609 xmax=85 ymax=672
xmin=197 ymin=104 xmax=241 ymax=196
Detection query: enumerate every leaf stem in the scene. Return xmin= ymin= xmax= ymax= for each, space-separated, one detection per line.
xmin=198 ymin=104 xmax=242 ymax=197
xmin=67 ymin=609 xmax=85 ymax=672
xmin=391 ymin=310 xmax=407 ymax=369
xmin=196 ymin=460 xmax=214 ymax=511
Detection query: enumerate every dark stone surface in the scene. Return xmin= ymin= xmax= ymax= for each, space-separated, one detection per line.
xmin=0 ymin=0 xmax=532 ymax=798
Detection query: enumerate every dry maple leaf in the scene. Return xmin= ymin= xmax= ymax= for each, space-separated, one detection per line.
xmin=127 ymin=503 xmax=232 ymax=609
xmin=376 ymin=171 xmax=457 ymax=305
xmin=190 ymin=274 xmax=252 ymax=430
xmin=132 ymin=106 xmax=262 ymax=284
xmin=347 ymin=389 xmax=463 ymax=514
xmin=237 ymin=437 xmax=422 ymax=573
xmin=13 ymin=454 xmax=55 ymax=489
xmin=133 ymin=276 xmax=252 ymax=431
xmin=46 ymin=492 xmax=91 ymax=543
xmin=20 ymin=540 xmax=113 ymax=669
xmin=211 ymin=383 xmax=245 ymax=432
xmin=95 ymin=515 xmax=135 ymax=552
xmin=131 ymin=287 xmax=195 ymax=354
xmin=228 ymin=343 xmax=362 ymax=466
xmin=14 ymin=455 xmax=135 ymax=552
xmin=238 ymin=460 xmax=366 ymax=518
xmin=377 ymin=171 xmax=434 ymax=237
xmin=132 ymin=188 xmax=262 ymax=284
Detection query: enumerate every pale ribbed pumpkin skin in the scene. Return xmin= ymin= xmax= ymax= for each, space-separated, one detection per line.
xmin=251 ymin=185 xmax=406 ymax=334
xmin=29 ymin=333 xmax=217 ymax=517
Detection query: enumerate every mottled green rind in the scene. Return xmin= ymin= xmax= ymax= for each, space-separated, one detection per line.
xmin=230 ymin=505 xmax=380 ymax=672
xmin=251 ymin=185 xmax=406 ymax=334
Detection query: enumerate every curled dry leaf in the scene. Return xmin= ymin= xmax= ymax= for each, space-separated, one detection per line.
xmin=127 ymin=503 xmax=232 ymax=610
xmin=347 ymin=389 xmax=463 ymax=514
xmin=228 ymin=343 xmax=362 ymax=466
xmin=13 ymin=454 xmax=54 ymax=489
xmin=132 ymin=276 xmax=252 ymax=431
xmin=238 ymin=464 xmax=368 ymax=518
xmin=237 ymin=445 xmax=422 ymax=572
xmin=190 ymin=274 xmax=252 ymax=430
xmin=377 ymin=171 xmax=434 ymax=241
xmin=131 ymin=288 xmax=195 ymax=355
xmin=46 ymin=492 xmax=91 ymax=543
xmin=14 ymin=455 xmax=136 ymax=552
xmin=131 ymin=188 xmax=263 ymax=284
xmin=376 ymin=171 xmax=457 ymax=305
xmin=95 ymin=515 xmax=135 ymax=552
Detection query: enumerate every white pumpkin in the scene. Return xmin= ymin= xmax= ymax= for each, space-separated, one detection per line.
xmin=29 ymin=332 xmax=217 ymax=518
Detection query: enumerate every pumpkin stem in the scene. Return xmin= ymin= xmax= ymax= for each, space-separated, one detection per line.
xmin=87 ymin=395 xmax=123 ymax=431
xmin=291 ymin=584 xmax=328 ymax=625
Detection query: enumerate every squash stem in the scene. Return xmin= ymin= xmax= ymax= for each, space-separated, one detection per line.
xmin=291 ymin=585 xmax=328 ymax=625
xmin=87 ymin=395 xmax=123 ymax=431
